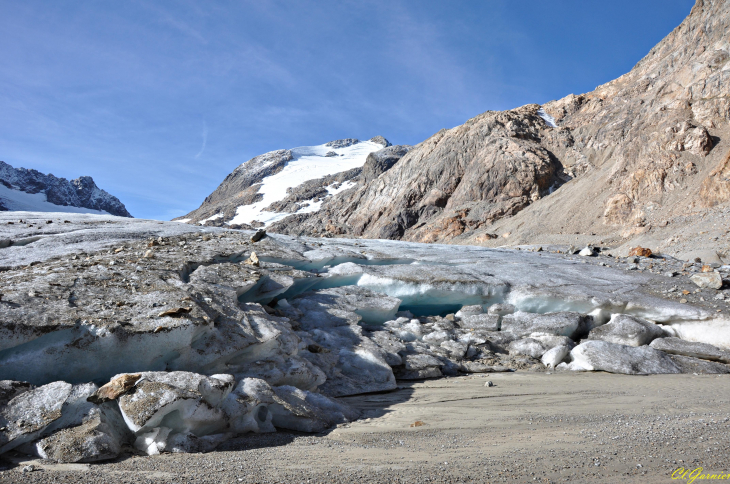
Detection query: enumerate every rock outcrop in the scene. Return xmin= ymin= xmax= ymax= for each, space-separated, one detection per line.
xmin=186 ymin=149 xmax=294 ymax=224
xmin=271 ymin=105 xmax=566 ymax=240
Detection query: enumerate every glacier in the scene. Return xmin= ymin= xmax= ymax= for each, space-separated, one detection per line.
xmin=0 ymin=212 xmax=728 ymax=462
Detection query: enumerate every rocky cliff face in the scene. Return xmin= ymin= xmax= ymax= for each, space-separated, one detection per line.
xmin=266 ymin=0 xmax=730 ymax=261
xmin=270 ymin=106 xmax=566 ymax=241
xmin=0 ymin=161 xmax=132 ymax=217
xmin=540 ymin=0 xmax=727 ymax=223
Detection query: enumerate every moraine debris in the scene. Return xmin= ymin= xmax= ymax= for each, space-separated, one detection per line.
xmin=87 ymin=373 xmax=142 ymax=403
xmin=244 ymin=251 xmax=260 ymax=266
xmin=157 ymin=307 xmax=193 ymax=318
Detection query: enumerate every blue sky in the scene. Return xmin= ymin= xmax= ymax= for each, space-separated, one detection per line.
xmin=0 ymin=0 xmax=695 ymax=220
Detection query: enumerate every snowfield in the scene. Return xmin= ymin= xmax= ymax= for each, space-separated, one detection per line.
xmin=0 ymin=184 xmax=110 ymax=215
xmin=228 ymin=140 xmax=380 ymax=227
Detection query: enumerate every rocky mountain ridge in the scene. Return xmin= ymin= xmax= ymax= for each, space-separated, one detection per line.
xmin=0 ymin=160 xmax=132 ymax=217
xmin=178 ymin=137 xmax=401 ymax=228
xmin=270 ymin=105 xmax=567 ymax=241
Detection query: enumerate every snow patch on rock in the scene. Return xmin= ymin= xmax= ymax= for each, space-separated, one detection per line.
xmin=229 ymin=141 xmax=382 ymax=227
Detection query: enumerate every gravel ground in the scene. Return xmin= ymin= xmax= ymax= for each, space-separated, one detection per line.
xmin=3 ymin=372 xmax=728 ymax=483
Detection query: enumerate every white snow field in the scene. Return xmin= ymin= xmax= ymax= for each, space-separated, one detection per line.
xmin=228 ymin=140 xmax=381 ymax=227
xmin=0 ymin=184 xmax=109 ymax=215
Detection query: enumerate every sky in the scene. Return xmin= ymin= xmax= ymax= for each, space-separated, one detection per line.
xmin=0 ymin=0 xmax=695 ymax=220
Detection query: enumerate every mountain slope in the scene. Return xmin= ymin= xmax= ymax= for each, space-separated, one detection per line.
xmin=480 ymin=0 xmax=730 ymax=260
xmin=271 ymin=105 xmax=566 ymax=240
xmin=177 ymin=137 xmax=409 ymax=228
xmin=0 ymin=161 xmax=132 ymax=217
xmin=267 ymin=0 xmax=730 ymax=261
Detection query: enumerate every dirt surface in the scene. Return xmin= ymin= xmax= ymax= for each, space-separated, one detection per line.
xmin=4 ymin=372 xmax=728 ymax=483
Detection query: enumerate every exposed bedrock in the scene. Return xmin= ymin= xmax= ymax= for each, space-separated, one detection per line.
xmin=272 ymin=105 xmax=566 ymax=241
xmin=0 ymin=161 xmax=132 ymax=217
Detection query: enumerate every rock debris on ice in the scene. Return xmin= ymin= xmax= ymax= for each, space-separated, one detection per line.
xmin=0 ymin=213 xmax=729 ymax=462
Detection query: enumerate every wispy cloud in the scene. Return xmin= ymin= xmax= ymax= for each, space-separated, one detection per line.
xmin=138 ymin=1 xmax=207 ymax=44
xmin=195 ymin=120 xmax=207 ymax=158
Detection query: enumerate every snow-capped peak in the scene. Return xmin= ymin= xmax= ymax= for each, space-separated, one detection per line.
xmin=228 ymin=139 xmax=384 ymax=227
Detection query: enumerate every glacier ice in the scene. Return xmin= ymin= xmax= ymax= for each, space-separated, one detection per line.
xmin=3 ymin=372 xmax=360 ymax=460
xmin=569 ymin=341 xmax=680 ymax=375
xmin=1 ymin=213 xmax=730 ymax=461
xmin=587 ymin=314 xmax=666 ymax=347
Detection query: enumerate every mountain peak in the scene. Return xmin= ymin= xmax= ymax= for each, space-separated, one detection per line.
xmin=0 ymin=160 xmax=132 ymax=217
xmin=178 ymin=137 xmax=407 ymax=228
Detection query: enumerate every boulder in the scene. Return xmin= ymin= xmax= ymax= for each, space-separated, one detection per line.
xmin=250 ymin=229 xmax=266 ymax=242
xmin=579 ymin=247 xmax=596 ymax=257
xmin=628 ymin=247 xmax=652 ymax=257
xmin=87 ymin=373 xmax=141 ymax=404
xmin=649 ymin=337 xmax=730 ymax=363
xmin=569 ymin=341 xmax=680 ymax=375
xmin=244 ymin=251 xmax=260 ymax=266
xmin=690 ymin=272 xmax=723 ymax=289
xmin=587 ymin=314 xmax=666 ymax=347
